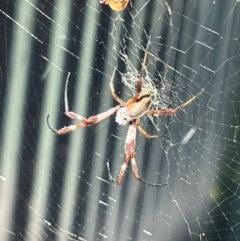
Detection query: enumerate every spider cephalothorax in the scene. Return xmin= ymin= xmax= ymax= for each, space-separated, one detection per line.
xmin=47 ymin=50 xmax=203 ymax=187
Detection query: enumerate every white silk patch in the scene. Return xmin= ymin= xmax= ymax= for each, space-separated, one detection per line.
xmin=115 ymin=107 xmax=132 ymax=125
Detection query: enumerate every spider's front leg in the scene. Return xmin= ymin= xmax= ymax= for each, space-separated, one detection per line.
xmin=47 ymin=72 xmax=122 ymax=135
xmin=47 ymin=106 xmax=121 ymax=135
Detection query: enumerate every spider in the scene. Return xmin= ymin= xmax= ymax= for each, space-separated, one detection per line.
xmin=100 ymin=0 xmax=129 ymax=11
xmin=47 ymin=51 xmax=203 ymax=187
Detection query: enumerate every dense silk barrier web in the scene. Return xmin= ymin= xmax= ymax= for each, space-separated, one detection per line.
xmin=0 ymin=0 xmax=240 ymax=240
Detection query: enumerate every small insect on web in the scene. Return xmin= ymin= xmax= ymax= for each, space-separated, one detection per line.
xmin=100 ymin=0 xmax=129 ymax=11
xmin=47 ymin=50 xmax=203 ymax=187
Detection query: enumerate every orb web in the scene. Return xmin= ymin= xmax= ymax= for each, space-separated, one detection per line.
xmin=0 ymin=0 xmax=240 ymax=241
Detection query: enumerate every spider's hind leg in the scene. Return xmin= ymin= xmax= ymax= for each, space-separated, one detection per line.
xmin=137 ymin=120 xmax=164 ymax=138
xmin=131 ymin=157 xmax=168 ymax=187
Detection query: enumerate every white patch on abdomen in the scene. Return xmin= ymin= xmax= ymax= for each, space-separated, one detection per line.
xmin=115 ymin=107 xmax=132 ymax=125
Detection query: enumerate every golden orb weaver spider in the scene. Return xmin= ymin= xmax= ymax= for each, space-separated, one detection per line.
xmin=47 ymin=50 xmax=203 ymax=187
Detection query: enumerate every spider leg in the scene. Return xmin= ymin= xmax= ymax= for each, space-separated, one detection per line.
xmin=109 ymin=120 xmax=167 ymax=187
xmin=110 ymin=68 xmax=126 ymax=106
xmin=131 ymin=158 xmax=168 ymax=187
xmin=115 ymin=121 xmax=136 ymax=185
xmin=147 ymin=89 xmax=204 ymax=116
xmin=137 ymin=47 xmax=149 ymax=94
xmin=47 ymin=72 xmax=122 ymax=135
xmin=137 ymin=119 xmax=164 ymax=138
xmin=47 ymin=106 xmax=121 ymax=135
xmin=63 ymin=72 xmax=85 ymax=121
